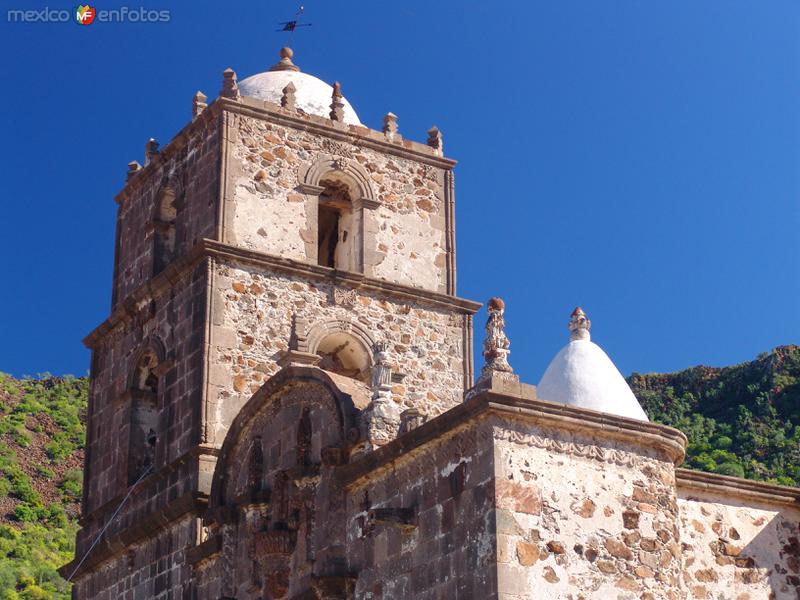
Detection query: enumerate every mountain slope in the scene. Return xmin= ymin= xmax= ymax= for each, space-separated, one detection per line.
xmin=628 ymin=345 xmax=800 ymax=486
xmin=0 ymin=373 xmax=86 ymax=599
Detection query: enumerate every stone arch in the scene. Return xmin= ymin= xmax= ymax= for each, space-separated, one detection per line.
xmin=301 ymin=318 xmax=375 ymax=382
xmin=127 ymin=336 xmax=167 ymax=391
xmin=297 ymin=155 xmax=381 ymax=275
xmin=208 ymin=365 xmax=362 ymax=512
xmin=298 ymin=155 xmax=377 ymax=207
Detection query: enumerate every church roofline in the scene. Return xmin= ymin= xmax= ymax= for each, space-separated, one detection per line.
xmin=83 ymin=239 xmax=482 ymax=349
xmin=676 ymin=468 xmax=800 ymax=506
xmin=337 ymin=380 xmax=689 ymax=490
xmin=116 ymin=96 xmax=456 ymax=207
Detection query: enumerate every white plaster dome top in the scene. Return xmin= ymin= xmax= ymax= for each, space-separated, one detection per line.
xmin=537 ymin=308 xmax=649 ymax=421
xmin=238 ymin=48 xmax=361 ymax=126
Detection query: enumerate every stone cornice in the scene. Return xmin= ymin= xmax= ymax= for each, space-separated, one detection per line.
xmin=85 ymin=240 xmax=481 ymax=348
xmin=60 ymin=491 xmax=208 ymax=581
xmin=223 ymin=97 xmax=457 ymax=169
xmin=78 ymin=444 xmax=219 ymax=528
xmin=114 ymin=96 xmax=456 ymax=207
xmin=337 ymin=383 xmax=688 ymax=489
xmin=676 ymin=468 xmax=800 ymax=506
xmin=115 ymin=100 xmax=222 ymax=205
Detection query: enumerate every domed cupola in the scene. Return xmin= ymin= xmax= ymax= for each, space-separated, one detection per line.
xmin=238 ymin=48 xmax=361 ymax=125
xmin=537 ymin=308 xmax=649 ymax=421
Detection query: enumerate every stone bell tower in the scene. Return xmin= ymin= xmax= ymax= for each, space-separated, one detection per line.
xmin=65 ymin=48 xmax=480 ymax=597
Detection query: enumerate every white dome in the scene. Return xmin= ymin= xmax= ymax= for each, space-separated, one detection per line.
xmin=537 ymin=309 xmax=649 ymax=421
xmin=238 ymin=51 xmax=361 ymax=126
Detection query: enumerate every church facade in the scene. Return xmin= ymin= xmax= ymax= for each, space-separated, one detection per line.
xmin=64 ymin=49 xmax=800 ymax=599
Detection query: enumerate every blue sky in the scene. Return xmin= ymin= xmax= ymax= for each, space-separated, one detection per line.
xmin=0 ymin=1 xmax=798 ymax=381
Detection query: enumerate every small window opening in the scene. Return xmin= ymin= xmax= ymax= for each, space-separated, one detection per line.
xmin=317 ymin=179 xmax=355 ymax=270
xmin=317 ymin=205 xmax=339 ymax=268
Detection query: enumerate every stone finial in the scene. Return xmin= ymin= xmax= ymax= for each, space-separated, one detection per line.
xmin=281 ymin=82 xmax=297 ymax=111
xmin=220 ymin=68 xmax=240 ymax=100
xmin=480 ymin=297 xmax=514 ymax=378
xmin=382 ymin=112 xmax=399 ymax=140
xmin=427 ymin=126 xmax=443 ymax=155
xmin=270 ymin=47 xmax=300 ymax=72
xmin=144 ymin=138 xmax=159 ymax=165
xmin=329 ymin=82 xmax=345 ymax=122
xmin=192 ymin=91 xmax=207 ymax=120
xmin=569 ymin=307 xmax=591 ymax=341
xmin=127 ymin=160 xmax=142 ymax=180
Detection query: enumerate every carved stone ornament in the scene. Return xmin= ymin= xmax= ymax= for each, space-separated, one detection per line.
xmin=331 ymin=288 xmax=357 ymax=307
xmin=322 ymin=138 xmax=354 ymax=157
xmin=569 ymin=306 xmax=591 ymax=341
xmin=480 ymin=297 xmax=514 ymax=378
xmin=333 ymin=156 xmax=350 ymax=171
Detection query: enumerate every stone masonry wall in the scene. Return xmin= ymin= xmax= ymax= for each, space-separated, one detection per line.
xmin=204 ymin=260 xmax=467 ymax=446
xmin=677 ymin=489 xmax=800 ymax=600
xmin=493 ymin=416 xmax=684 ymax=600
xmin=83 ymin=260 xmax=208 ymax=517
xmin=113 ymin=114 xmax=220 ymax=307
xmin=72 ymin=516 xmax=197 ymax=600
xmin=225 ymin=113 xmax=450 ymax=293
xmin=345 ymin=421 xmax=497 ymax=599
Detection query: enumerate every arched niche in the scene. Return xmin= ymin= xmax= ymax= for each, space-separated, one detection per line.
xmin=297 ymin=155 xmax=381 ymax=275
xmin=152 ymin=178 xmax=182 ymax=276
xmin=301 ymin=319 xmax=375 ymax=383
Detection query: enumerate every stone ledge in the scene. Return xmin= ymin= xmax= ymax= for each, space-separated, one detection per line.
xmin=61 ymin=491 xmax=208 ymax=581
xmin=186 ymin=533 xmax=222 ymax=566
xmin=337 ymin=386 xmax=688 ymax=489
xmin=228 ymin=97 xmax=456 ymax=169
xmin=79 ymin=444 xmax=219 ymax=527
xmin=676 ymin=468 xmax=800 ymax=506
xmin=86 ymin=239 xmax=481 ymax=347
xmin=117 ymin=95 xmax=456 ymax=206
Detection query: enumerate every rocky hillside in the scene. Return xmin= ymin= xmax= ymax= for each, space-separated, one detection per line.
xmin=629 ymin=345 xmax=800 ymax=486
xmin=0 ymin=373 xmax=86 ymax=599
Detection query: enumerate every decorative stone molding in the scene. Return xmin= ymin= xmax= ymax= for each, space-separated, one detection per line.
xmin=676 ymin=468 xmax=800 ymax=505
xmin=331 ymin=287 xmax=357 ymax=307
xmin=493 ymin=426 xmax=640 ymax=467
xmin=321 ymin=138 xmax=354 ymax=157
xmin=298 ymin=156 xmax=378 ymax=209
xmin=302 ymin=318 xmax=375 ymax=361
xmin=83 ymin=240 xmax=482 ymax=349
xmin=339 ymin=387 xmax=687 ymax=489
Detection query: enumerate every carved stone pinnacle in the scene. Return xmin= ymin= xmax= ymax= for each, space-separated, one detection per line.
xmin=569 ymin=307 xmax=591 ymax=341
xmin=330 ymin=82 xmax=345 ymax=122
xmin=220 ymin=68 xmax=240 ymax=100
xmin=480 ymin=297 xmax=514 ymax=378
